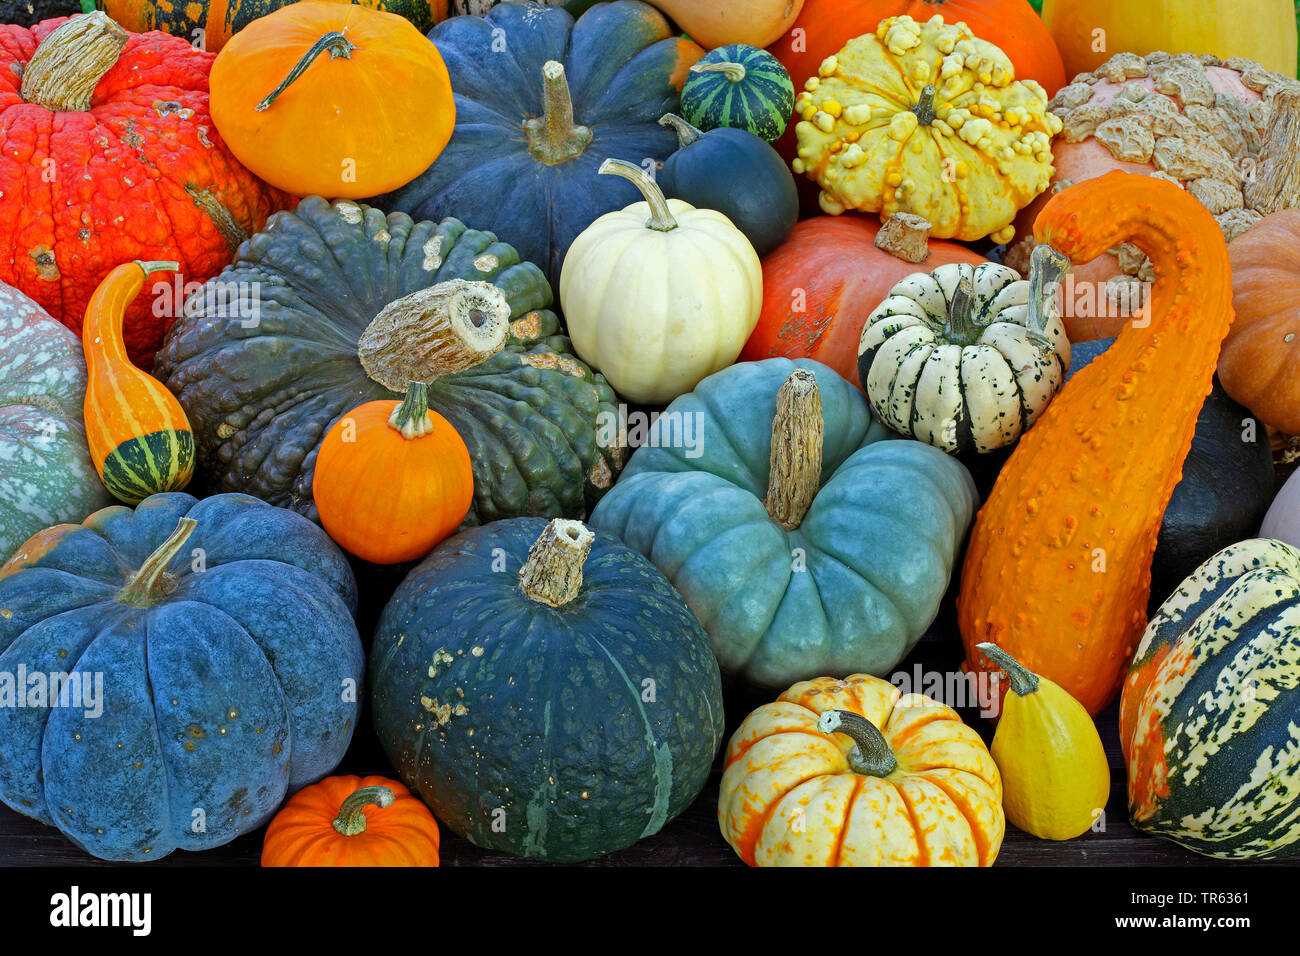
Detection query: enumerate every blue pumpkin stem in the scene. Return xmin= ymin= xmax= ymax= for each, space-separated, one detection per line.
xmin=257 ymin=30 xmax=357 ymax=112
xmin=332 ymin=786 xmax=395 ymax=837
xmin=658 ymin=113 xmax=703 ymax=149
xmin=117 ymin=516 xmax=198 ymax=607
xmin=817 ymin=710 xmax=898 ymax=778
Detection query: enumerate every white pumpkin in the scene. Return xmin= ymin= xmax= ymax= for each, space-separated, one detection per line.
xmin=559 ymin=159 xmax=762 ymax=405
xmin=857 ymin=259 xmax=1070 ymax=454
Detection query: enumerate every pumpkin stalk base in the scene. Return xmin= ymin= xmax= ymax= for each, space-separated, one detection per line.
xmin=388 ymin=381 xmax=434 ymax=439
xmin=598 ymin=158 xmax=679 ymax=232
xmin=911 ymin=84 xmax=937 ymax=127
xmin=976 ymin=641 xmax=1039 ymax=697
xmin=944 ymin=275 xmax=980 ymax=345
xmin=764 ymin=369 xmax=823 ymax=531
xmin=518 ymin=519 xmax=594 ymax=608
xmin=525 ymin=61 xmax=594 ymax=164
xmin=21 ymin=12 xmax=128 ymax=113
xmin=117 ymin=516 xmax=198 ymax=608
xmin=331 ymin=785 xmax=394 ymax=836
xmin=1027 ymin=242 xmax=1071 ymax=349
xmin=818 ymin=709 xmax=898 ymax=777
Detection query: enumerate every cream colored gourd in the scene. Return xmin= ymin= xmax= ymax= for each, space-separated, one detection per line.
xmin=559 ymin=158 xmax=762 ymax=405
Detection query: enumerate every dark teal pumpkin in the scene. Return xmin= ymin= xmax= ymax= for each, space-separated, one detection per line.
xmin=0 ymin=492 xmax=362 ymax=861
xmin=590 ymin=358 xmax=978 ymax=689
xmin=658 ymin=114 xmax=798 ymax=258
xmin=2 ymin=0 xmax=86 ymax=26
xmin=370 ymin=517 xmax=724 ymax=862
xmin=155 ymin=196 xmax=623 ymax=529
xmin=371 ymin=0 xmax=703 ymax=288
xmin=679 ymin=43 xmax=794 ymax=143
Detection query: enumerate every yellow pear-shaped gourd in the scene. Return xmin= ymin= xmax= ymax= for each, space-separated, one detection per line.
xmin=978 ymin=642 xmax=1109 ymax=841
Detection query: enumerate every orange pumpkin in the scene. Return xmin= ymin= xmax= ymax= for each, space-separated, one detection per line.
xmin=719 ymin=674 xmax=1004 ymax=866
xmin=313 ymin=381 xmax=473 ymax=564
xmin=958 ymin=171 xmax=1235 ymax=716
xmin=261 ymin=774 xmax=440 ymax=866
xmin=208 ymin=1 xmax=455 ymax=198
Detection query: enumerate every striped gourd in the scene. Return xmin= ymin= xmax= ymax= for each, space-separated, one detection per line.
xmin=1120 ymin=538 xmax=1300 ymax=860
xmin=680 ymin=44 xmax=794 ymax=143
xmin=82 ymin=261 xmax=194 ymax=504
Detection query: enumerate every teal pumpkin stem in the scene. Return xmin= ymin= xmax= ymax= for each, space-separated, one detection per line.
xmin=944 ymin=274 xmax=981 ymax=345
xmin=690 ymin=60 xmax=747 ymax=83
xmin=658 ymin=113 xmax=704 ymax=148
xmin=1027 ymin=242 xmax=1071 ymax=350
xmin=117 ymin=516 xmax=198 ymax=608
xmin=763 ymin=369 xmax=823 ymax=531
xmin=332 ymin=786 xmax=394 ymax=836
xmin=817 ymin=710 xmax=898 ymax=778
xmin=388 ymin=381 xmax=434 ymax=439
xmin=525 ymin=60 xmax=594 ymax=164
xmin=976 ymin=642 xmax=1040 ymax=697
xmin=257 ymin=30 xmax=357 ymax=112
xmin=912 ymin=83 xmax=938 ymax=126
xmin=599 ymin=158 xmax=678 ymax=232
xmin=518 ymin=518 xmax=594 ymax=608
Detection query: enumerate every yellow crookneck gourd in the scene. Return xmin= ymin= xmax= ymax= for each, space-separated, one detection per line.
xmin=791 ymin=14 xmax=1062 ymax=244
xmin=979 ymin=642 xmax=1110 ymax=841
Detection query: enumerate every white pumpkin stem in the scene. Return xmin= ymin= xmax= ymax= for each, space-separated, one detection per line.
xmin=598 ymin=158 xmax=678 ymax=232
xmin=358 ymin=279 xmax=510 ymax=393
xmin=332 ymin=786 xmax=394 ymax=837
xmin=691 ymin=60 xmax=747 ymax=83
xmin=387 ymin=381 xmax=435 ymax=439
xmin=1026 ymin=242 xmax=1071 ymax=349
xmin=21 ymin=12 xmax=128 ymax=112
xmin=658 ymin=113 xmax=704 ymax=148
xmin=525 ymin=60 xmax=594 ymax=164
xmin=817 ymin=710 xmax=898 ymax=778
xmin=117 ymin=517 xmax=197 ymax=608
xmin=945 ymin=274 xmax=980 ymax=345
xmin=518 ymin=519 xmax=594 ymax=608
xmin=976 ymin=642 xmax=1039 ymax=697
xmin=1243 ymin=86 xmax=1300 ymax=215
xmin=764 ymin=369 xmax=823 ymax=531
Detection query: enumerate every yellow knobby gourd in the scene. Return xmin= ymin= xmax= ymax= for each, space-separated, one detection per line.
xmin=978 ymin=642 xmax=1110 ymax=841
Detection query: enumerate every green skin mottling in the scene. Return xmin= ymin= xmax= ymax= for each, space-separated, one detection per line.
xmin=680 ymin=44 xmax=796 ymax=143
xmin=101 ymin=430 xmax=195 ymax=505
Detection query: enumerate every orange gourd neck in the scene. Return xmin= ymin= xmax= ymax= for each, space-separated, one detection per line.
xmin=83 ymin=260 xmax=177 ymax=369
xmin=256 ymin=30 xmax=356 ymax=112
xmin=332 ymin=785 xmax=394 ymax=836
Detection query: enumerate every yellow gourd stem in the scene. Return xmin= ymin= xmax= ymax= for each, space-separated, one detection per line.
xmin=976 ymin=642 xmax=1038 ymax=698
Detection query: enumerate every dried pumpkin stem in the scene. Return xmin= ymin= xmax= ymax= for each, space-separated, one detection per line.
xmin=945 ymin=274 xmax=979 ymax=345
xmin=763 ymin=369 xmax=823 ymax=531
xmin=817 ymin=710 xmax=898 ymax=778
xmin=332 ymin=786 xmax=394 ymax=837
xmin=598 ymin=159 xmax=678 ymax=232
xmin=658 ymin=113 xmax=704 ymax=148
xmin=1242 ymin=86 xmax=1300 ymax=215
xmin=874 ymin=213 xmax=933 ymax=264
xmin=117 ymin=517 xmax=197 ymax=608
xmin=20 ymin=11 xmax=128 ymax=112
xmin=1027 ymin=242 xmax=1071 ymax=349
xmin=976 ymin=642 xmax=1039 ymax=697
xmin=911 ymin=83 xmax=937 ymax=126
xmin=524 ymin=60 xmax=594 ymax=164
xmin=358 ymin=279 xmax=510 ymax=393
xmin=691 ymin=60 xmax=747 ymax=83
xmin=518 ymin=519 xmax=594 ymax=608
xmin=257 ymin=31 xmax=357 ymax=112
xmin=388 ymin=381 xmax=434 ymax=439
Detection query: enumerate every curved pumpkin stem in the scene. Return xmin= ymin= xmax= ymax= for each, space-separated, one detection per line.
xmin=387 ymin=381 xmax=434 ymax=439
xmin=1026 ymin=242 xmax=1070 ymax=349
xmin=257 ymin=31 xmax=357 ymax=112
xmin=911 ymin=83 xmax=937 ymax=126
xmin=332 ymin=786 xmax=394 ymax=837
xmin=524 ymin=60 xmax=594 ymax=164
xmin=976 ymin=642 xmax=1039 ymax=698
xmin=20 ymin=11 xmax=127 ymax=112
xmin=599 ymin=159 xmax=678 ymax=232
xmin=117 ymin=517 xmax=198 ymax=608
xmin=658 ymin=113 xmax=704 ymax=149
xmin=764 ymin=369 xmax=822 ymax=531
xmin=518 ymin=518 xmax=593 ymax=608
xmin=690 ymin=60 xmax=747 ymax=83
xmin=817 ymin=710 xmax=898 ymax=777
xmin=944 ymin=274 xmax=979 ymax=345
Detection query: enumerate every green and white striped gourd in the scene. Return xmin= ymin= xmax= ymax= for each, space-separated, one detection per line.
xmin=680 ymin=44 xmax=795 ymax=143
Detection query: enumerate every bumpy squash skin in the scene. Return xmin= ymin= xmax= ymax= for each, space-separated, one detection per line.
xmin=369 ymin=518 xmax=725 ymax=863
xmin=0 ymin=492 xmax=362 ymax=862
xmin=1120 ymin=539 xmax=1300 ymax=860
xmin=958 ymin=172 xmax=1236 ymax=716
xmin=155 ymin=197 xmax=621 ymax=528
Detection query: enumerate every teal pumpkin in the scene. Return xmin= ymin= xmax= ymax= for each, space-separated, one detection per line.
xmin=0 ymin=492 xmax=363 ymax=861
xmin=0 ymin=280 xmax=111 ymax=563
xmin=590 ymin=358 xmax=979 ymax=688
xmin=370 ymin=516 xmax=725 ymax=862
xmin=679 ymin=43 xmax=795 ymax=143
xmin=1120 ymin=538 xmax=1300 ymax=860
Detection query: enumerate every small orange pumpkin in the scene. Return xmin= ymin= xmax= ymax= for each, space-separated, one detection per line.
xmin=261 ymin=774 xmax=440 ymax=867
xmin=313 ymin=381 xmax=473 ymax=564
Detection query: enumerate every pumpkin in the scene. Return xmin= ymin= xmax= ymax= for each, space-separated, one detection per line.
xmin=1 ymin=0 xmax=83 ymax=25
xmin=680 ymin=44 xmax=795 ymax=143
xmin=978 ymin=643 xmax=1109 ymax=841
xmin=858 ymin=260 xmax=1069 ymax=453
xmin=590 ymin=360 xmax=977 ymax=688
xmin=646 ymin=0 xmax=803 ymax=49
xmin=791 ymin=16 xmax=1061 ymax=244
xmin=1218 ymin=210 xmax=1300 ymax=435
xmin=719 ymin=673 xmax=1004 ymax=866
xmin=82 ymin=261 xmax=195 ymax=505
xmin=1006 ymin=52 xmax=1300 ymax=340
xmin=97 ymin=0 xmax=449 ymax=52
xmin=742 ymin=214 xmax=987 ymax=388
xmin=0 ymin=13 xmax=292 ymax=365
xmin=958 ymin=171 xmax=1236 ymax=717
xmin=1120 ymin=539 xmax=1300 ymax=860
xmin=0 ymin=491 xmax=363 ymax=861
xmin=155 ymin=197 xmax=622 ymax=528
xmin=559 ymin=159 xmax=762 ymax=404
xmin=261 ymin=774 xmax=440 ymax=866
xmin=313 ymin=381 xmax=473 ymax=564
xmin=372 ymin=0 xmax=704 ymax=289
xmin=370 ymin=517 xmax=725 ymax=862
xmin=1041 ymin=0 xmax=1298 ymax=81
xmin=1262 ymin=470 xmax=1300 ymax=549
xmin=209 ymin=2 xmax=455 ymax=200
xmin=0 ymin=280 xmax=110 ymax=563
xmin=657 ymin=115 xmax=799 ymax=258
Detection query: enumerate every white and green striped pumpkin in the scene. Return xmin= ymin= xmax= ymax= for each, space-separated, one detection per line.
xmin=679 ymin=44 xmax=795 ymax=144
xmin=0 ymin=281 xmax=111 ymax=562
xmin=857 ymin=261 xmax=1069 ymax=454
xmin=1120 ymin=538 xmax=1300 ymax=861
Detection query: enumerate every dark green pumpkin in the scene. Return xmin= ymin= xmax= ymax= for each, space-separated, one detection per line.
xmin=658 ymin=114 xmax=798 ymax=258
xmin=154 ymin=196 xmax=623 ymax=529
xmin=0 ymin=492 xmax=362 ymax=861
xmin=370 ymin=516 xmax=725 ymax=862
xmin=1 ymin=0 xmax=87 ymax=26
xmin=679 ymin=43 xmax=794 ymax=143
xmin=372 ymin=0 xmax=703 ymax=289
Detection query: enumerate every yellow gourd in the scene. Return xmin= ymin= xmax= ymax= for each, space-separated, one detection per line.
xmin=978 ymin=642 xmax=1109 ymax=841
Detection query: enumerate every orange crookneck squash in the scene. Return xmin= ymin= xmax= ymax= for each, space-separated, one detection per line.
xmin=957 ymin=171 xmax=1235 ymax=716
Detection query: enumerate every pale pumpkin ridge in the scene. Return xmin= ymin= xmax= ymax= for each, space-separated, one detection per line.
xmin=828 ymin=774 xmax=865 ymax=867
xmin=926 ymin=772 xmax=994 ymax=866
xmin=892 ymin=778 xmax=930 ymax=866
xmin=726 ymin=726 xmax=835 ymax=768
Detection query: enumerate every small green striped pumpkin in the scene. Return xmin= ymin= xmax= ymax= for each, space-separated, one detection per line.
xmin=1120 ymin=538 xmax=1300 ymax=860
xmin=679 ymin=44 xmax=794 ymax=143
